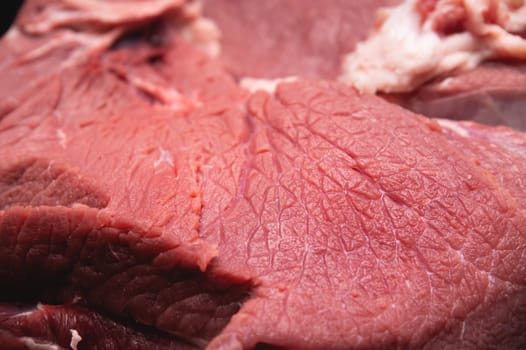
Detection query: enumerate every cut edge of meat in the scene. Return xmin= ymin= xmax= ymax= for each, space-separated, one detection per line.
xmin=0 ymin=205 xmax=254 ymax=347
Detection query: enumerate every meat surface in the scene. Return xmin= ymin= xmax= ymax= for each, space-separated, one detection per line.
xmin=1 ymin=0 xmax=526 ymax=349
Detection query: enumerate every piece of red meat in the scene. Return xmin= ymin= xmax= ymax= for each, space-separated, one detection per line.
xmin=0 ymin=1 xmax=526 ymax=349
xmin=202 ymin=0 xmax=526 ymax=130
xmin=401 ymin=62 xmax=526 ymax=131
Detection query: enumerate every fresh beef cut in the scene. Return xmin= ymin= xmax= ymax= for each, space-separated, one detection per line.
xmin=203 ymin=0 xmax=526 ymax=130
xmin=1 ymin=0 xmax=526 ymax=349
xmin=338 ymin=0 xmax=526 ymax=131
xmin=399 ymin=62 xmax=526 ymax=131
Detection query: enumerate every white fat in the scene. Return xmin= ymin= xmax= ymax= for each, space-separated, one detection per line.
xmin=20 ymin=337 xmax=62 ymax=350
xmin=162 ymin=0 xmax=222 ymax=58
xmin=154 ymin=146 xmax=174 ymax=169
xmin=240 ymin=76 xmax=298 ymax=94
xmin=437 ymin=77 xmax=454 ymax=90
xmin=405 ymin=280 xmax=412 ymax=289
xmin=69 ymin=329 xmax=82 ymax=350
xmin=436 ymin=119 xmax=470 ymax=138
xmin=488 ymin=273 xmax=496 ymax=288
xmin=457 ymin=250 xmax=466 ymax=264
xmin=57 ymin=129 xmax=67 ymax=148
xmin=180 ymin=17 xmax=222 ymax=58
xmin=340 ymin=0 xmax=442 ymax=93
xmin=340 ymin=0 xmax=526 ymax=93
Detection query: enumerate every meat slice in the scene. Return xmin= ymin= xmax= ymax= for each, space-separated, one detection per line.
xmin=401 ymin=62 xmax=526 ymax=131
xmin=1 ymin=1 xmax=526 ymax=349
xmin=201 ymin=80 xmax=526 ymax=349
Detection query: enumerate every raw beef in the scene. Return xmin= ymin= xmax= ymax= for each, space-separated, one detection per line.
xmin=1 ymin=1 xmax=526 ymax=350
xmin=338 ymin=0 xmax=526 ymax=131
xmin=401 ymin=62 xmax=526 ymax=131
xmin=203 ymin=0 xmax=526 ymax=130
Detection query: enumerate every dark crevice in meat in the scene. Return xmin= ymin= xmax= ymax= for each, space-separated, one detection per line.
xmin=104 ymin=33 xmax=197 ymax=110
xmin=0 ymin=271 xmax=70 ymax=307
xmin=0 ymin=303 xmax=201 ymax=349
xmin=0 ymin=158 xmax=110 ymax=210
xmin=148 ymin=52 xmax=165 ymax=66
xmin=110 ymin=21 xmax=166 ymax=52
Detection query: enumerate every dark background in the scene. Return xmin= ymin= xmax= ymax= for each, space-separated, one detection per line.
xmin=0 ymin=0 xmax=24 ymax=36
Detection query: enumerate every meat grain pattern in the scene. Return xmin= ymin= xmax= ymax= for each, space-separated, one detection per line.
xmin=0 ymin=0 xmax=526 ymax=349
